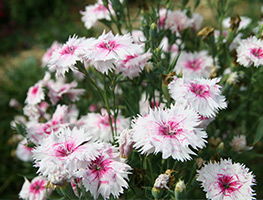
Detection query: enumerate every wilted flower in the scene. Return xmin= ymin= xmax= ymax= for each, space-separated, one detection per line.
xmin=230 ymin=135 xmax=253 ymax=153
xmin=118 ymin=129 xmax=134 ymax=159
xmin=237 ymin=36 xmax=263 ymax=67
xmin=197 ymin=158 xmax=256 ymax=200
xmin=168 ymin=77 xmax=227 ymax=118
xmin=19 ymin=176 xmax=51 ymax=200
xmin=132 ymin=104 xmax=207 ymax=161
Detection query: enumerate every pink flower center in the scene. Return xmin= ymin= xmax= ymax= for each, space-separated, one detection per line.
xmin=122 ymin=54 xmax=137 ymax=64
xmin=98 ymin=40 xmax=118 ymax=51
xmin=159 ymin=120 xmax=183 ymax=136
xmin=61 ymin=46 xmax=76 ymax=55
xmin=217 ymin=175 xmax=241 ymax=195
xmin=53 ymin=140 xmax=76 ymax=157
xmin=32 ymin=86 xmax=39 ymax=95
xmin=190 ymin=83 xmax=210 ymax=98
xmin=94 ymin=4 xmax=108 ymax=12
xmin=89 ymin=156 xmax=113 ymax=177
xmin=185 ymin=58 xmax=202 ymax=71
xmin=250 ymin=47 xmax=263 ymax=59
xmin=99 ymin=115 xmax=115 ymax=127
xmin=29 ymin=180 xmax=46 ymax=195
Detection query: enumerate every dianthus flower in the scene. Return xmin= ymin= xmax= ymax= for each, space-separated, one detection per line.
xmin=175 ymin=51 xmax=214 ymax=78
xmin=84 ymin=31 xmax=142 ymax=74
xmin=132 ymin=105 xmax=207 ymax=161
xmin=80 ymin=0 xmax=113 ymax=30
xmin=16 ymin=138 xmax=33 ymax=162
xmin=42 ymin=41 xmax=62 ymax=67
xmin=236 ymin=36 xmax=263 ymax=67
xmin=75 ymin=144 xmax=131 ymax=199
xmin=115 ymin=50 xmax=152 ymax=79
xmin=25 ymin=82 xmax=45 ymax=105
xmin=197 ymin=158 xmax=256 ymax=200
xmin=33 ymin=127 xmax=102 ymax=182
xmin=48 ymin=35 xmax=86 ymax=77
xmin=81 ymin=109 xmax=129 ymax=142
xmin=19 ymin=176 xmax=51 ymax=200
xmin=168 ymin=77 xmax=227 ymax=118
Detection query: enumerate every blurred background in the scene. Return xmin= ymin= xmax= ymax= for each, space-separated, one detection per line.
xmin=0 ymin=0 xmax=262 ymax=199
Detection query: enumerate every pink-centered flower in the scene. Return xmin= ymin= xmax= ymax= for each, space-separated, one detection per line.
xmin=25 ymin=82 xmax=45 ymax=105
xmin=47 ymin=77 xmax=85 ymax=105
xmin=115 ymin=50 xmax=152 ymax=79
xmin=175 ymin=51 xmax=214 ymax=78
xmin=33 ymin=127 xmax=102 ymax=182
xmin=132 ymin=105 xmax=207 ymax=161
xmin=16 ymin=138 xmax=34 ymax=162
xmin=84 ymin=31 xmax=142 ymax=74
xmin=236 ymin=36 xmax=263 ymax=67
xmin=80 ymin=0 xmax=113 ymax=30
xmin=42 ymin=41 xmax=62 ymax=67
xmin=168 ymin=77 xmax=227 ymax=118
xmin=19 ymin=176 xmax=51 ymax=200
xmin=48 ymin=35 xmax=86 ymax=77
xmin=75 ymin=144 xmax=131 ymax=199
xmin=81 ymin=109 xmax=129 ymax=142
xmin=197 ymin=158 xmax=256 ymax=200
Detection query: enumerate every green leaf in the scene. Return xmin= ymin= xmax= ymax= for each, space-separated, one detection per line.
xmin=254 ymin=116 xmax=263 ymax=144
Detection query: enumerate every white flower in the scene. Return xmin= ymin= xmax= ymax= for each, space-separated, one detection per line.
xmin=33 ymin=127 xmax=102 ymax=181
xmin=197 ymin=158 xmax=256 ymax=200
xmin=25 ymin=82 xmax=45 ymax=105
xmin=168 ymin=77 xmax=227 ymax=118
xmin=19 ymin=176 xmax=51 ymax=200
xmin=75 ymin=144 xmax=132 ymax=199
xmin=81 ymin=109 xmax=129 ymax=142
xmin=175 ymin=179 xmax=186 ymax=193
xmin=48 ymin=35 xmax=86 ymax=77
xmin=230 ymin=135 xmax=252 ymax=153
xmin=84 ymin=31 xmax=142 ymax=74
xmin=42 ymin=41 xmax=62 ymax=67
xmin=175 ymin=51 xmax=214 ymax=78
xmin=222 ymin=16 xmax=251 ymax=31
xmin=16 ymin=138 xmax=33 ymax=162
xmin=236 ymin=36 xmax=263 ymax=67
xmin=132 ymin=105 xmax=207 ymax=161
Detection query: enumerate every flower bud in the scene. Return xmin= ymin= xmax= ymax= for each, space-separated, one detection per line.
xmin=119 ymin=129 xmax=134 ymax=159
xmin=230 ymin=135 xmax=252 ymax=153
xmin=175 ymin=179 xmax=186 ymax=193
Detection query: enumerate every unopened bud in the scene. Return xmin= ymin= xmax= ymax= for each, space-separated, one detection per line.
xmin=175 ymin=179 xmax=186 ymax=193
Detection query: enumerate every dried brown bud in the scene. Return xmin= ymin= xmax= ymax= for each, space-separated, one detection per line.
xmin=162 ymin=72 xmax=176 ymax=86
xmin=197 ymin=27 xmax=214 ymax=40
xmin=230 ymin=15 xmax=241 ymax=31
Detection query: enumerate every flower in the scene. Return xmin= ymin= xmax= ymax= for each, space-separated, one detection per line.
xmin=47 ymin=77 xmax=85 ymax=105
xmin=80 ymin=0 xmax=113 ymax=30
xmin=33 ymin=127 xmax=102 ymax=182
xmin=81 ymin=109 xmax=129 ymax=142
xmin=175 ymin=51 xmax=214 ymax=78
xmin=132 ymin=105 xmax=207 ymax=161
xmin=175 ymin=179 xmax=186 ymax=193
xmin=197 ymin=158 xmax=256 ymax=200
xmin=222 ymin=16 xmax=251 ymax=31
xmin=168 ymin=77 xmax=227 ymax=118
xmin=19 ymin=176 xmax=51 ymax=200
xmin=42 ymin=41 xmax=62 ymax=67
xmin=16 ymin=138 xmax=33 ymax=162
xmin=48 ymin=35 xmax=86 ymax=77
xmin=25 ymin=82 xmax=45 ymax=105
xmin=115 ymin=50 xmax=152 ymax=79
xmin=118 ymin=129 xmax=134 ymax=159
xmin=236 ymin=36 xmax=263 ymax=67
xmin=230 ymin=135 xmax=253 ymax=153
xmin=75 ymin=144 xmax=132 ymax=199
xmin=84 ymin=31 xmax=142 ymax=74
